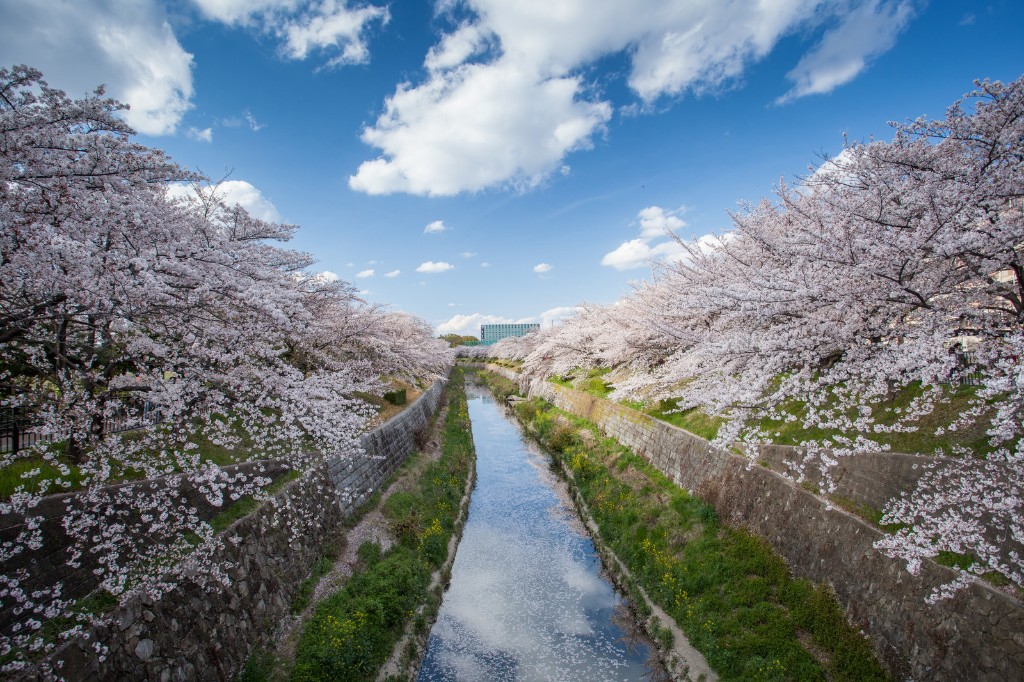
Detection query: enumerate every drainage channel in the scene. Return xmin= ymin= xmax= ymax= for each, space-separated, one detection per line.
xmin=417 ymin=381 xmax=667 ymax=681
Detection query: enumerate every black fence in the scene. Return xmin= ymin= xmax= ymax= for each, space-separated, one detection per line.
xmin=0 ymin=402 xmax=164 ymax=456
xmin=951 ymin=351 xmax=984 ymax=387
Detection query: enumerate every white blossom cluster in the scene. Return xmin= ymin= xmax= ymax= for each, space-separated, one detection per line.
xmin=0 ymin=65 xmax=453 ymax=670
xmin=462 ymin=76 xmax=1024 ymax=598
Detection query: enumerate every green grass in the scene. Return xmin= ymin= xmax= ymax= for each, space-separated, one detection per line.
xmin=605 ymin=376 xmax=996 ymax=457
xmin=289 ymin=368 xmax=474 ymax=682
xmin=643 ymin=398 xmax=725 ymax=442
xmin=291 ymin=553 xmax=340 ymax=615
xmin=0 ymin=452 xmax=86 ymax=499
xmin=752 ymin=383 xmax=996 ymax=456
xmin=0 ymin=410 xmax=298 ymax=501
xmin=511 ymin=392 xmax=889 ymax=682
xmin=471 ymin=368 xmax=519 ymax=402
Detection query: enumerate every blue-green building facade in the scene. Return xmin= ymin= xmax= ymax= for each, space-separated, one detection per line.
xmin=480 ymin=323 xmax=539 ymax=345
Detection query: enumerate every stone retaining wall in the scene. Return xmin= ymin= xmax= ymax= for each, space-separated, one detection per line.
xmin=0 ymin=459 xmax=291 ymax=637
xmin=23 ymin=379 xmax=445 ymax=681
xmin=472 ymin=363 xmax=1024 ymax=680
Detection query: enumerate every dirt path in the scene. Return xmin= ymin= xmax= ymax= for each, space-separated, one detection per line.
xmin=263 ymin=401 xmax=450 ymax=680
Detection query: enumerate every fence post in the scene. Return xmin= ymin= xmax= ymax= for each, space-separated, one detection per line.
xmin=11 ymin=407 xmax=20 ymax=455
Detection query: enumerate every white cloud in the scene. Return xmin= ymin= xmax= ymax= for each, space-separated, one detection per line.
xmin=215 ymin=180 xmax=282 ymax=222
xmin=356 ymin=269 xmax=374 ymax=278
xmin=437 ymin=313 xmax=513 ymax=336
xmin=538 ymin=306 xmax=579 ymax=327
xmin=192 ymin=0 xmax=389 ymax=68
xmin=424 ymin=220 xmax=448 ymax=234
xmin=349 ymin=1 xmax=916 ymax=196
xmin=533 ymin=263 xmax=553 ymax=274
xmin=315 ymin=270 xmax=338 ymax=282
xmin=601 ymin=237 xmax=686 ymax=271
xmin=440 ymin=305 xmax=577 ymax=336
xmin=384 ymin=269 xmax=401 ymax=277
xmin=416 ymin=261 xmax=455 ymax=273
xmin=166 ymin=179 xmax=282 ymax=222
xmin=187 ymin=127 xmax=213 ymax=143
xmin=601 ymin=205 xmax=688 ymax=270
xmin=480 ymin=262 xmax=491 ymax=268
xmin=222 ymin=109 xmax=265 ymax=131
xmin=460 ymin=251 xmax=477 ymax=258
xmin=637 ymin=205 xmax=686 ymax=239
xmin=777 ymin=0 xmax=916 ymax=104
xmin=348 ymin=57 xmax=612 ymax=196
xmin=448 ymin=302 xmax=457 ymax=307
xmin=0 ymin=0 xmax=194 ymax=135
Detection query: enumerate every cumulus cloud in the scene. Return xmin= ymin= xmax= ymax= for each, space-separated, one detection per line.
xmin=384 ymin=269 xmax=401 ymax=277
xmin=356 ymin=269 xmax=374 ymax=278
xmin=349 ymin=1 xmax=916 ymax=196
xmin=416 ymin=261 xmax=455 ymax=274
xmin=349 ymin=58 xmax=611 ymax=196
xmin=601 ymin=205 xmax=688 ymax=271
xmin=0 ymin=0 xmax=194 ymax=136
xmin=424 ymin=220 xmax=448 ymax=234
xmin=315 ymin=270 xmax=338 ymax=282
xmin=215 ymin=180 xmax=282 ymax=221
xmin=436 ymin=313 xmax=513 ymax=337
xmin=777 ymin=0 xmax=916 ymax=104
xmin=166 ymin=180 xmax=282 ymax=222
xmin=538 ymin=306 xmax=579 ymax=327
xmin=192 ymin=0 xmax=389 ymax=67
xmin=533 ymin=263 xmax=553 ymax=274
xmin=460 ymin=251 xmax=477 ymax=258
xmin=187 ymin=127 xmax=213 ymax=142
xmin=442 ymin=305 xmax=577 ymax=336
xmin=480 ymin=262 xmax=491 ymax=268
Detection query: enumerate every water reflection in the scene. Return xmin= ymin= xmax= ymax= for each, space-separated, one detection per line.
xmin=418 ymin=383 xmax=664 ymax=681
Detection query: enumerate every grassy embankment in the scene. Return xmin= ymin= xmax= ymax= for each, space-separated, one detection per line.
xmin=475 ymin=368 xmax=889 ymax=682
xmin=255 ymin=367 xmax=474 ymax=682
xmin=547 ymin=366 xmax=1008 ymax=578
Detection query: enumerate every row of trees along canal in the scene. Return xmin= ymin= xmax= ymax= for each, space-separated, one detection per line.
xmin=462 ymin=76 xmax=1024 ymax=601
xmin=0 ymin=65 xmax=453 ymax=673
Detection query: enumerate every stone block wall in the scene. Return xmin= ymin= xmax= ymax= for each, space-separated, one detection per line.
xmin=330 ymin=381 xmax=444 ymax=515
xmin=21 ymin=379 xmax=445 ymax=681
xmin=472 ymin=363 xmax=1024 ymax=681
xmin=753 ymin=443 xmax=934 ymax=512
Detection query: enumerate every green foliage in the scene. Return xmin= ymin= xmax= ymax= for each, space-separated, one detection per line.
xmin=291 ymin=368 xmax=474 ymax=681
xmin=517 ymin=398 xmax=889 ymax=682
xmin=239 ymin=650 xmax=279 ymax=682
xmin=471 ymin=368 xmax=519 ymax=402
xmin=290 ymin=545 xmax=431 ymax=681
xmin=383 ymin=389 xmax=407 ymax=406
xmin=439 ymin=333 xmax=480 ymax=347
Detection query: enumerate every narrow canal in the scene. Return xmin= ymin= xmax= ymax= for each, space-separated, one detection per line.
xmin=418 ymin=381 xmax=665 ymax=681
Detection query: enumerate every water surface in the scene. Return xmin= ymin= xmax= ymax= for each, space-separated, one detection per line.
xmin=418 ymin=383 xmax=662 ymax=681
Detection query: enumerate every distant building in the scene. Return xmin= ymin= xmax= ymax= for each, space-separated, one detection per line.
xmin=480 ymin=323 xmax=539 ymax=345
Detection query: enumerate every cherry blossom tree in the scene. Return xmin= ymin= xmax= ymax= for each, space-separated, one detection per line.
xmin=489 ymin=76 xmax=1024 ymax=596
xmin=0 ymin=65 xmax=452 ymax=670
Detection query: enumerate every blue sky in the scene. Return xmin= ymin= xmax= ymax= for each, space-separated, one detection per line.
xmin=2 ymin=0 xmax=1022 ymax=337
